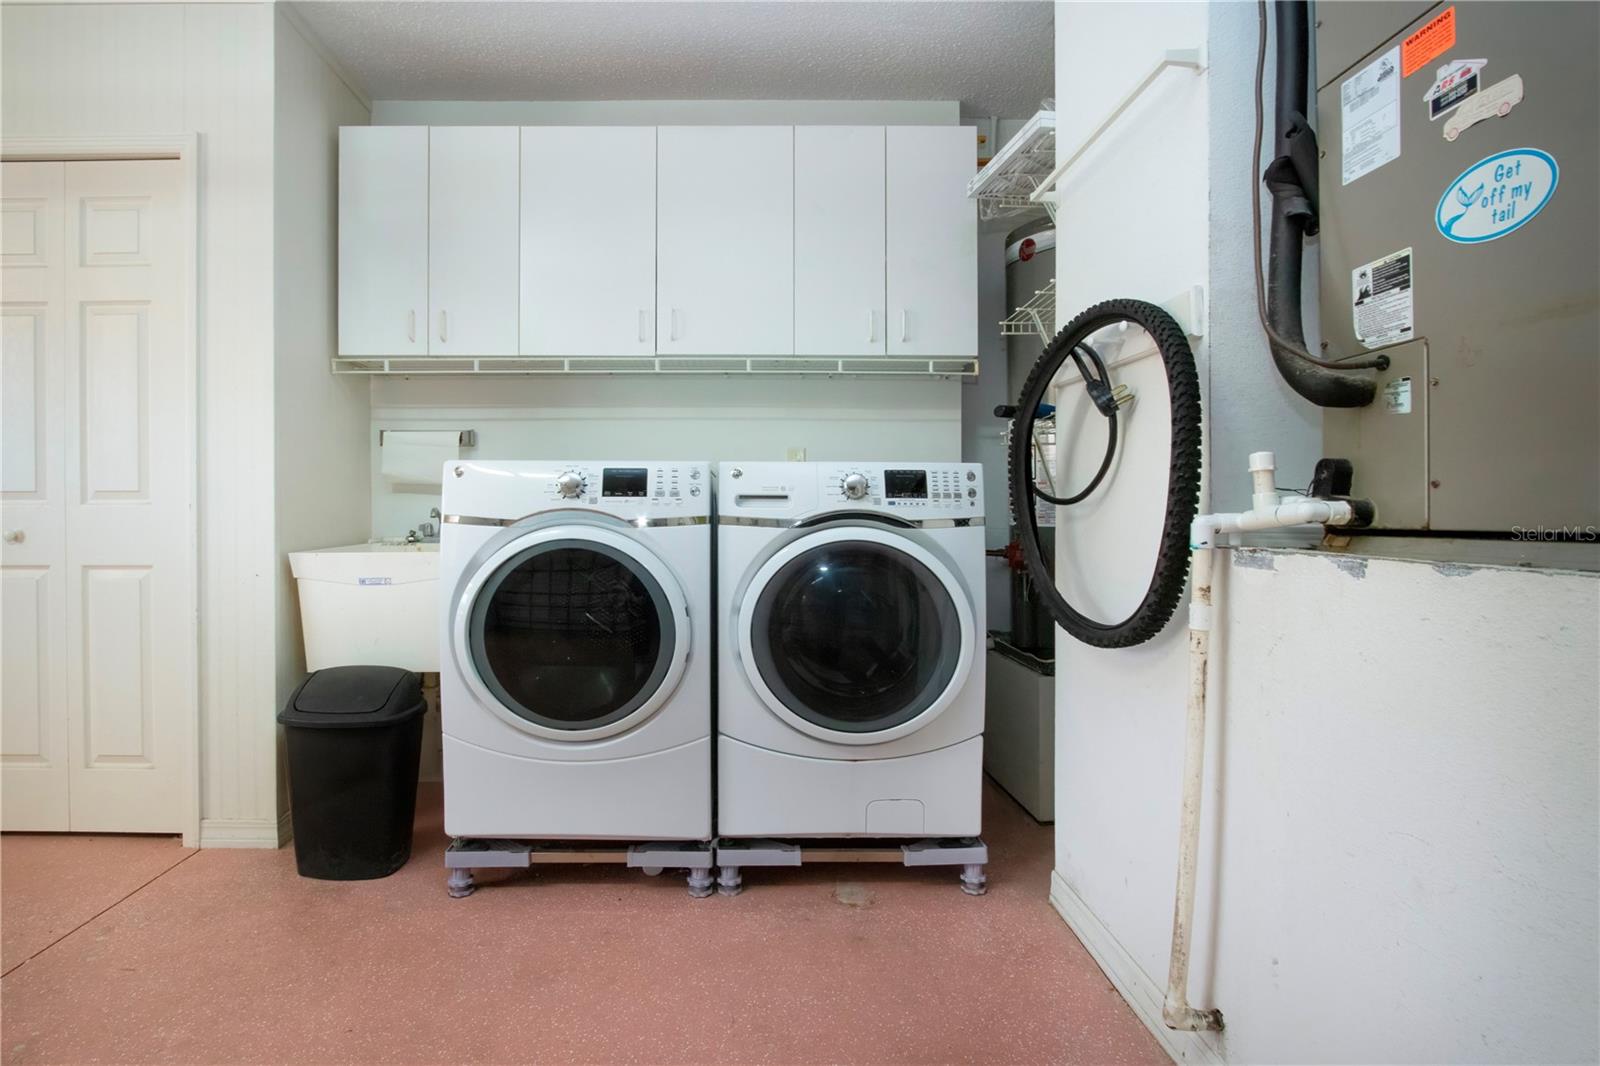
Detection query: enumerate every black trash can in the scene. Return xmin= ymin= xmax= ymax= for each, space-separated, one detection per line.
xmin=278 ymin=665 xmax=426 ymax=880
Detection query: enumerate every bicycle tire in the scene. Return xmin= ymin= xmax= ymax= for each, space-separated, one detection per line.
xmin=1008 ymin=299 xmax=1203 ymax=649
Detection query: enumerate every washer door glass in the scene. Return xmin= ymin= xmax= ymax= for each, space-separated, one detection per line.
xmin=467 ymin=540 xmax=675 ymax=731
xmin=749 ymin=540 xmax=962 ymax=733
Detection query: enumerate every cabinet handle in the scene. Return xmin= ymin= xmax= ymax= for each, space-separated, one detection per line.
xmin=638 ymin=309 xmax=649 ymax=344
xmin=407 ymin=310 xmax=416 ymax=343
xmin=438 ymin=310 xmax=448 ymax=343
xmin=669 ymin=308 xmax=681 ymax=342
xmin=867 ymin=310 xmax=875 ymax=343
xmin=2 ymin=529 xmax=23 ymax=544
xmin=899 ymin=310 xmax=909 ymax=343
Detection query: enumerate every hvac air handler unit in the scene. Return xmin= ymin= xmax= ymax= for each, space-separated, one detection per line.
xmin=1307 ymin=1 xmax=1598 ymax=534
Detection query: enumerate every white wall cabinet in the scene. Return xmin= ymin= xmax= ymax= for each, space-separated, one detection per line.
xmin=340 ymin=124 xmax=975 ymax=360
xmin=338 ymin=127 xmax=428 ymax=356
xmin=657 ymin=126 xmax=794 ymax=356
xmin=887 ymin=126 xmax=978 ymax=357
xmin=521 ymin=127 xmax=656 ymax=356
xmin=795 ymin=126 xmax=886 ymax=356
xmin=429 ymin=126 xmax=519 ymax=357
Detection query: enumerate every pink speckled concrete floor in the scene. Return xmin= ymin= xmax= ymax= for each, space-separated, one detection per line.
xmin=1 ymin=781 xmax=1165 ymax=1065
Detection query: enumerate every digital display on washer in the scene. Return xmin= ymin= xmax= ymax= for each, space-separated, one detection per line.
xmin=601 ymin=467 xmax=649 ymax=498
xmin=884 ymin=469 xmax=928 ymax=499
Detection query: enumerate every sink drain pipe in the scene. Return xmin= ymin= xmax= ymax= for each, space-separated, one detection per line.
xmin=1163 ymin=451 xmax=1372 ymax=1031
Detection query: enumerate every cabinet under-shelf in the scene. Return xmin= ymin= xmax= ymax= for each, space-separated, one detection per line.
xmin=329 ymin=355 xmax=979 ymax=378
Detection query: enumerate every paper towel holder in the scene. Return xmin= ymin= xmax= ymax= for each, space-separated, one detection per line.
xmin=379 ymin=430 xmax=476 ymax=448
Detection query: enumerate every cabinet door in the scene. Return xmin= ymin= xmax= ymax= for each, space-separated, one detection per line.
xmin=429 ymin=126 xmax=519 ymax=356
xmin=887 ymin=126 xmax=977 ymax=357
xmin=339 ymin=127 xmax=428 ymax=356
xmin=657 ymin=127 xmax=793 ymax=356
xmin=795 ymin=126 xmax=885 ymax=356
xmin=521 ymin=127 xmax=655 ymax=356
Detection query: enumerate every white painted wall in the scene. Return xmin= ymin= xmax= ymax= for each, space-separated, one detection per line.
xmin=370 ymin=376 xmax=960 ymax=536
xmin=2 ymin=2 xmax=282 ymax=846
xmin=272 ymin=8 xmax=373 ymax=816
xmin=1049 ymin=4 xmax=1600 ymax=1063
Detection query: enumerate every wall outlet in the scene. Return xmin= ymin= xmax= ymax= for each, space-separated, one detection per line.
xmin=786 ymin=446 xmax=807 ymax=461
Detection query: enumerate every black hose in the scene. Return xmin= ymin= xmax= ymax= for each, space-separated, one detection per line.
xmin=1255 ymin=0 xmax=1384 ymax=406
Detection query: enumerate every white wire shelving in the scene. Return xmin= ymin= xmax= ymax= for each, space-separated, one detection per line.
xmin=1001 ymin=279 xmax=1057 ymax=343
xmin=967 ymin=109 xmax=1057 ymax=222
xmin=331 ymin=355 xmax=979 ymax=378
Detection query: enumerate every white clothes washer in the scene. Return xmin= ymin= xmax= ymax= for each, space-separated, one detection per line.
xmin=440 ymin=460 xmax=710 ymax=840
xmin=716 ymin=461 xmax=986 ymax=838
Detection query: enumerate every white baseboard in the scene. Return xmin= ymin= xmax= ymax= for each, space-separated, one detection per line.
xmin=199 ymin=811 xmax=290 ymax=850
xmin=1049 ymin=871 xmax=1225 ymax=1066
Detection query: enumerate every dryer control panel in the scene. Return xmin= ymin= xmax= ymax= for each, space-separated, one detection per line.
xmin=443 ymin=460 xmax=711 ymax=521
xmin=719 ymin=461 xmax=982 ymax=521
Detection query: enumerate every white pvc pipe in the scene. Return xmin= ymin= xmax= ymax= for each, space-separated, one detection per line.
xmin=1163 ymin=451 xmax=1360 ymax=1033
xmin=1164 ymin=545 xmax=1224 ymax=1032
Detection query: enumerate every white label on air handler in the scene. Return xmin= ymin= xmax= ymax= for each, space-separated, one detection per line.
xmin=1341 ymin=46 xmax=1401 ymax=185
xmin=1384 ymin=377 xmax=1414 ymax=415
xmin=1352 ymin=247 xmax=1414 ymax=349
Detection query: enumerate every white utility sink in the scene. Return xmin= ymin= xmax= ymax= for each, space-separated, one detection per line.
xmin=288 ymin=542 xmax=440 ymax=672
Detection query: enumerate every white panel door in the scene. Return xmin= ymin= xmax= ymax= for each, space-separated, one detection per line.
xmin=795 ymin=126 xmax=886 ymax=356
xmin=657 ymin=126 xmax=793 ymax=356
xmin=62 ymin=160 xmax=190 ymax=832
xmin=429 ymin=126 xmax=519 ymax=356
xmin=521 ymin=126 xmax=655 ymax=356
xmin=1 ymin=162 xmax=70 ymax=830
xmin=887 ymin=126 xmax=978 ymax=357
xmin=338 ymin=126 xmax=428 ymax=356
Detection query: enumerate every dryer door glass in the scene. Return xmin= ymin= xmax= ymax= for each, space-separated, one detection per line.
xmin=467 ymin=541 xmax=675 ymax=731
xmin=750 ymin=540 xmax=961 ymax=733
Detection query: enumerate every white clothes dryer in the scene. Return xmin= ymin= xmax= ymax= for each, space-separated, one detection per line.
xmin=716 ymin=461 xmax=986 ymax=838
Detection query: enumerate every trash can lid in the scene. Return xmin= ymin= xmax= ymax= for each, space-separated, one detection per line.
xmin=278 ymin=666 xmax=425 ymax=729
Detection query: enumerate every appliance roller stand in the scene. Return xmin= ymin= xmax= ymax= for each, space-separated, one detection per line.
xmin=445 ymin=839 xmax=716 ymax=898
xmin=713 ymin=838 xmax=988 ymax=896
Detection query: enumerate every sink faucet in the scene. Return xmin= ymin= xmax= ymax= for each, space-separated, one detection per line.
xmin=412 ymin=508 xmax=442 ymax=544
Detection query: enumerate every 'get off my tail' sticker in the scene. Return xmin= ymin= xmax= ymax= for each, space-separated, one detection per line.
xmin=1435 ymin=148 xmax=1558 ymax=244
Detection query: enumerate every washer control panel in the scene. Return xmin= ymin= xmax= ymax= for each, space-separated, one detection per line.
xmin=444 ymin=460 xmax=709 ymax=520
xmin=718 ymin=461 xmax=980 ymax=519
xmin=821 ymin=464 xmax=981 ymax=515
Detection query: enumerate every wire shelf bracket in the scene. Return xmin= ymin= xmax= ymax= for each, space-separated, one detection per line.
xmin=1029 ymin=48 xmax=1206 ymax=213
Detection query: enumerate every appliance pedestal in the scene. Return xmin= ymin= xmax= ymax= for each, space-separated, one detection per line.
xmin=444 ymin=838 xmax=715 ymax=898
xmin=712 ymin=837 xmax=989 ymax=896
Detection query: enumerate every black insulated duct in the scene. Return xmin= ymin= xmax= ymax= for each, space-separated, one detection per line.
xmin=1258 ymin=0 xmax=1382 ymax=408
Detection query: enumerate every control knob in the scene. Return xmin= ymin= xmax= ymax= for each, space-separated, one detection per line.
xmin=556 ymin=471 xmax=584 ymax=498
xmin=842 ymin=472 xmax=870 ymax=500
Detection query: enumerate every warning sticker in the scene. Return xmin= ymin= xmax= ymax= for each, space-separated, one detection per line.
xmin=1384 ymin=377 xmax=1414 ymax=414
xmin=1403 ymin=7 xmax=1456 ymax=77
xmin=1424 ymin=58 xmax=1486 ymax=120
xmin=1352 ymin=247 xmax=1414 ymax=349
xmin=1341 ymin=47 xmax=1401 ymax=185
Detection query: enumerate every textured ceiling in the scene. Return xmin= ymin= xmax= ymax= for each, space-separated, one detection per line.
xmin=290 ymin=1 xmax=1054 ymax=116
